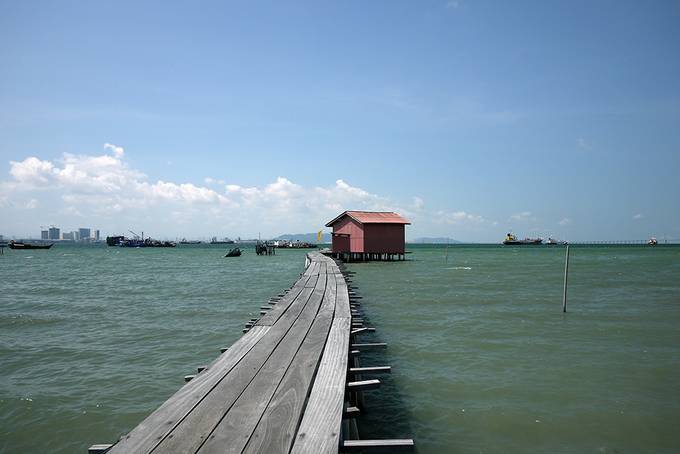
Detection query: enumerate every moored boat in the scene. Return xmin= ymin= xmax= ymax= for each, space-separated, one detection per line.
xmin=8 ymin=241 xmax=54 ymax=250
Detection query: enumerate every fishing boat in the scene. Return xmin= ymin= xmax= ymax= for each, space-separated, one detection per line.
xmin=224 ymin=247 xmax=241 ymax=257
xmin=503 ymin=233 xmax=543 ymax=245
xmin=8 ymin=241 xmax=53 ymax=250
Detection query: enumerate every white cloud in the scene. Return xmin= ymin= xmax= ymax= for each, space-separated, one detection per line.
xmin=9 ymin=157 xmax=55 ymax=184
xmin=25 ymin=199 xmax=39 ymax=209
xmin=577 ymin=138 xmax=593 ymax=150
xmin=510 ymin=211 xmax=533 ymax=221
xmin=436 ymin=210 xmax=485 ymax=224
xmin=2 ymin=145 xmax=414 ymax=237
xmin=412 ymin=196 xmax=424 ymax=211
xmin=103 ymin=143 xmax=125 ymax=158
xmin=205 ymin=177 xmax=226 ymax=185
xmin=558 ymin=217 xmax=571 ymax=226
xmin=632 ymin=213 xmax=643 ymax=220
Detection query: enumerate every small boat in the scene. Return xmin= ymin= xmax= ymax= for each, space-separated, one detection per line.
xmin=648 ymin=237 xmax=658 ymax=246
xmin=8 ymin=241 xmax=53 ymax=250
xmin=225 ymin=247 xmax=241 ymax=257
xmin=503 ymin=233 xmax=543 ymax=245
xmin=546 ymin=237 xmax=568 ymax=245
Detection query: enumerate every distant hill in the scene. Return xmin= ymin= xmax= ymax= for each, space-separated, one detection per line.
xmin=274 ymin=233 xmax=331 ymax=243
xmin=409 ymin=237 xmax=462 ymax=244
xmin=273 ymin=234 xmax=461 ymax=244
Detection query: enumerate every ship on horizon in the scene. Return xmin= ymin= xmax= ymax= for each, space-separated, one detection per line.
xmin=106 ymin=232 xmax=176 ymax=248
xmin=210 ymin=236 xmax=235 ymax=244
xmin=503 ymin=233 xmax=543 ymax=245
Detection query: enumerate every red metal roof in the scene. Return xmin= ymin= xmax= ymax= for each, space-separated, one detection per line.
xmin=325 ymin=211 xmax=411 ymax=227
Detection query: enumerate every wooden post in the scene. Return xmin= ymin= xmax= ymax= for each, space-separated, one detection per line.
xmin=562 ymin=245 xmax=570 ymax=313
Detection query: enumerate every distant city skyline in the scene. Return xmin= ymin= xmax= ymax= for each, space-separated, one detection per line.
xmin=1 ymin=1 xmax=679 ymax=242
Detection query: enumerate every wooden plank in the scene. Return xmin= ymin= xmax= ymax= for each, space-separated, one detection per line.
xmin=108 ymin=325 xmax=270 ymax=453
xmin=334 ymin=273 xmax=351 ymax=319
xmin=257 ymin=274 xmax=315 ymax=326
xmin=290 ymin=317 xmax=351 ymax=454
xmin=347 ymin=379 xmax=380 ymax=391
xmin=343 ymin=406 xmax=361 ymax=418
xmin=343 ymin=439 xmax=415 ymax=452
xmin=157 ymin=278 xmax=325 ymax=453
xmin=239 ymin=271 xmax=336 ymax=453
xmin=348 ymin=366 xmax=391 ymax=375
xmin=351 ymin=343 xmax=387 ymax=349
xmin=303 ymin=260 xmax=320 ymax=278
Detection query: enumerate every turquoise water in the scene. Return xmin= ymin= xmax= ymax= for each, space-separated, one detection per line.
xmin=1 ymin=244 xmax=679 ymax=453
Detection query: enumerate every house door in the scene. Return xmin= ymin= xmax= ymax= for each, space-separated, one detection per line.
xmin=333 ymin=233 xmax=350 ymax=253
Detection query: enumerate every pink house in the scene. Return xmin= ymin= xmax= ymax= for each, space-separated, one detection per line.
xmin=325 ymin=211 xmax=410 ymax=261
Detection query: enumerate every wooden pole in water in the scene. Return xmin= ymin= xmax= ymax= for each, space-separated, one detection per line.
xmin=562 ymin=245 xmax=570 ymax=313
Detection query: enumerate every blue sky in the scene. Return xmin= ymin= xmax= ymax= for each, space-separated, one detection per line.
xmin=1 ymin=0 xmax=679 ymax=241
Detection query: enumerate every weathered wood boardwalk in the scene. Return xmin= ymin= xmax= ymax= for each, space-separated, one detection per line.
xmin=91 ymin=252 xmax=412 ymax=453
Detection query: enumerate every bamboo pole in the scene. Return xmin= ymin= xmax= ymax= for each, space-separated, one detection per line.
xmin=562 ymin=245 xmax=570 ymax=313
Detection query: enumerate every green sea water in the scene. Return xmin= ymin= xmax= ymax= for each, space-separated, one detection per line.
xmin=1 ymin=244 xmax=679 ymax=453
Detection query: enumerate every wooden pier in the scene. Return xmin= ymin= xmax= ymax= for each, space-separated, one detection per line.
xmin=90 ymin=252 xmax=413 ymax=453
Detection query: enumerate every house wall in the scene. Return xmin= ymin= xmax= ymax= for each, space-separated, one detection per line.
xmin=363 ymin=224 xmax=405 ymax=253
xmin=331 ymin=217 xmax=365 ymax=253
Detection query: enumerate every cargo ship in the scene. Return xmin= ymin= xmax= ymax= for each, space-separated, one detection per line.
xmin=210 ymin=237 xmax=235 ymax=244
xmin=503 ymin=233 xmax=543 ymax=245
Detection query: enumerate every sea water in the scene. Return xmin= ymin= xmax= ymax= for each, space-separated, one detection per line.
xmin=1 ymin=244 xmax=679 ymax=453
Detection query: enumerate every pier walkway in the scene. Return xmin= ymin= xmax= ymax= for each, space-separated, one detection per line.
xmin=92 ymin=252 xmax=412 ymax=453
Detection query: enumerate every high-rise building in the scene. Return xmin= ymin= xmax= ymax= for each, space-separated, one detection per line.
xmin=63 ymin=231 xmax=75 ymax=241
xmin=41 ymin=230 xmax=49 ymax=240
xmin=95 ymin=230 xmax=100 ymax=241
xmin=48 ymin=227 xmax=60 ymax=240
xmin=79 ymin=228 xmax=91 ymax=241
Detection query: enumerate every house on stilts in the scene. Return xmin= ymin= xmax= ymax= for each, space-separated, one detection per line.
xmin=324 ymin=210 xmax=410 ymax=261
